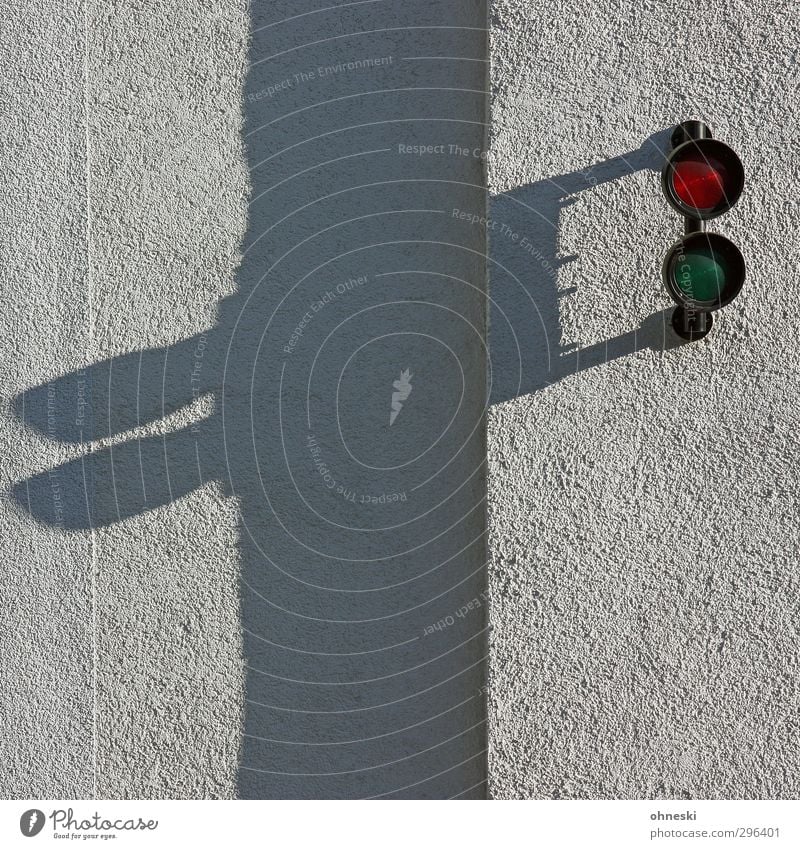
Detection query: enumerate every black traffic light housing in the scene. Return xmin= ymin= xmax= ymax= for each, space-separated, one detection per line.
xmin=661 ymin=121 xmax=745 ymax=341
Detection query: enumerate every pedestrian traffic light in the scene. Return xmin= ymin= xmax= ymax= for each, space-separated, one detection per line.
xmin=661 ymin=121 xmax=745 ymax=341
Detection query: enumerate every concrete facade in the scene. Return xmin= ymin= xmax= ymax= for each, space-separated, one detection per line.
xmin=488 ymin=0 xmax=800 ymax=799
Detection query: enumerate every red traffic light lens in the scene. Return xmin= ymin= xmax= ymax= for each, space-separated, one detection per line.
xmin=671 ymin=153 xmax=727 ymax=211
xmin=661 ymin=138 xmax=744 ymax=220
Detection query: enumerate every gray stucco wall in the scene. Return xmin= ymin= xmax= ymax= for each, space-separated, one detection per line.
xmin=487 ymin=0 xmax=800 ymax=798
xmin=0 ymin=0 xmax=93 ymax=800
xmin=5 ymin=0 xmax=488 ymax=799
xmin=5 ymin=0 xmax=798 ymax=802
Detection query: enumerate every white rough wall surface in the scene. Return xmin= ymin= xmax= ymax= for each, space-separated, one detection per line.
xmin=85 ymin=0 xmax=249 ymax=799
xmin=6 ymin=0 xmax=489 ymax=799
xmin=0 ymin=1 xmax=93 ymax=798
xmin=487 ymin=0 xmax=800 ymax=798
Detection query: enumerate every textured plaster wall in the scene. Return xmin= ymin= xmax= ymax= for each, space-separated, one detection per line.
xmin=7 ymin=0 xmax=795 ymax=805
xmin=487 ymin=0 xmax=800 ymax=798
xmin=5 ymin=0 xmax=488 ymax=799
xmin=0 ymin=0 xmax=94 ymax=799
xmin=84 ymin=0 xmax=249 ymax=798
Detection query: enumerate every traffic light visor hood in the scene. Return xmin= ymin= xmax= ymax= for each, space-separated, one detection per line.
xmin=662 ymin=138 xmax=744 ymax=220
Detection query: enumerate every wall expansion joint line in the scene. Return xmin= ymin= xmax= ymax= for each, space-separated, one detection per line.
xmin=82 ymin=0 xmax=98 ymax=802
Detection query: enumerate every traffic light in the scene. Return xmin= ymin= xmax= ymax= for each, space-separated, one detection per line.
xmin=661 ymin=121 xmax=745 ymax=341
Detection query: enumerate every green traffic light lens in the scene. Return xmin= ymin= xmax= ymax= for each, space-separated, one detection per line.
xmin=662 ymin=232 xmax=745 ymax=313
xmin=673 ymin=247 xmax=728 ymax=304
